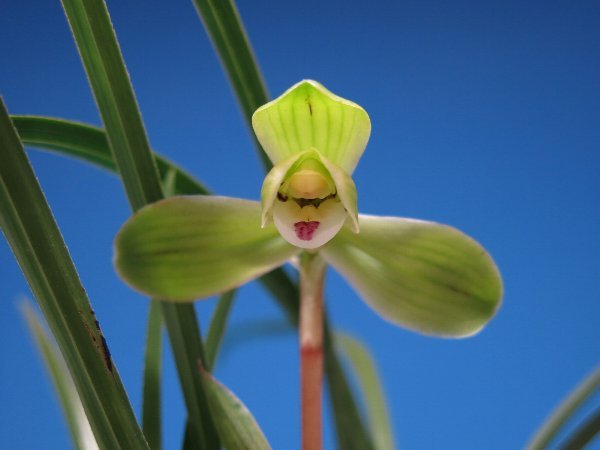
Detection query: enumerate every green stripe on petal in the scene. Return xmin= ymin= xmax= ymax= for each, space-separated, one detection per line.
xmin=252 ymin=80 xmax=371 ymax=174
xmin=321 ymin=215 xmax=502 ymax=337
xmin=114 ymin=196 xmax=299 ymax=301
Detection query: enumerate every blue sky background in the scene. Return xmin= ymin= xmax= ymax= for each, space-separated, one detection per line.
xmin=1 ymin=1 xmax=599 ymax=449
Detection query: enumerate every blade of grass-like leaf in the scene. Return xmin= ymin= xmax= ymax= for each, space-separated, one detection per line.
xmin=220 ymin=319 xmax=294 ymax=358
xmin=526 ymin=365 xmax=600 ymax=450
xmin=191 ymin=0 xmax=271 ymax=171
xmin=12 ymin=115 xmax=209 ymax=196
xmin=323 ymin=326 xmax=374 ymax=450
xmin=200 ymin=366 xmax=271 ymax=450
xmin=205 ymin=291 xmax=236 ymax=371
xmin=142 ymin=301 xmax=163 ymax=450
xmin=60 ymin=0 xmax=162 ymax=209
xmin=141 ymin=167 xmax=179 ymax=450
xmin=0 ymin=99 xmax=148 ymax=449
xmin=559 ymin=408 xmax=600 ymax=450
xmin=58 ymin=0 xmax=219 ymax=447
xmin=20 ymin=300 xmax=99 ymax=450
xmin=15 ymin=114 xmax=376 ymax=449
xmin=336 ymin=333 xmax=395 ymax=450
xmin=162 ymin=305 xmax=221 ymax=449
xmin=182 ymin=420 xmax=198 ymax=450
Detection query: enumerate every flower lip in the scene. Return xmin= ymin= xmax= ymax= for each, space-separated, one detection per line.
xmin=272 ymin=199 xmax=347 ymax=249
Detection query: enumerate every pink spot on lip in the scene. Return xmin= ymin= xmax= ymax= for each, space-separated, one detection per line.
xmin=294 ymin=221 xmax=320 ymax=241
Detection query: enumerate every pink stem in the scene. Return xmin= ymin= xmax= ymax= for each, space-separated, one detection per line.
xmin=299 ymin=254 xmax=326 ymax=450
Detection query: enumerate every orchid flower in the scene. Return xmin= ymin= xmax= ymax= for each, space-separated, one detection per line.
xmin=114 ymin=80 xmax=502 ymax=338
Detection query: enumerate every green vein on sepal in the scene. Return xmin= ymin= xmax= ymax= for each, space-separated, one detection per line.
xmin=252 ymin=80 xmax=370 ymax=174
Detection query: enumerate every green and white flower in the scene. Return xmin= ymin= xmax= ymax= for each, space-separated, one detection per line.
xmin=114 ymin=80 xmax=502 ymax=338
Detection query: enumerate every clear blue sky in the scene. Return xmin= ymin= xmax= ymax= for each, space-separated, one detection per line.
xmin=1 ymin=1 xmax=599 ymax=449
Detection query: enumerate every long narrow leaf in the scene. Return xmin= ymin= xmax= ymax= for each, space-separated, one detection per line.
xmin=142 ymin=301 xmax=163 ymax=450
xmin=60 ymin=0 xmax=162 ymax=210
xmin=205 ymin=291 xmax=237 ymax=371
xmin=141 ymin=165 xmax=180 ymax=450
xmin=20 ymin=300 xmax=99 ymax=450
xmin=527 ymin=365 xmax=600 ymax=450
xmin=323 ymin=325 xmax=374 ymax=450
xmin=59 ymin=0 xmax=219 ymax=447
xmin=0 ymin=99 xmax=148 ymax=449
xmin=11 ymin=115 xmax=208 ymax=196
xmin=336 ymin=333 xmax=396 ymax=450
xmin=162 ymin=305 xmax=220 ymax=449
xmin=192 ymin=0 xmax=271 ymax=171
xmin=559 ymin=408 xmax=600 ymax=450
xmin=200 ymin=367 xmax=271 ymax=450
xmin=15 ymin=114 xmax=376 ymax=449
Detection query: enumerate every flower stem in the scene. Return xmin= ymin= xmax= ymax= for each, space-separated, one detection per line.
xmin=299 ymin=252 xmax=327 ymax=450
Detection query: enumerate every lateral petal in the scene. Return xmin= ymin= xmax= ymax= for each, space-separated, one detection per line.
xmin=321 ymin=215 xmax=502 ymax=337
xmin=114 ymin=196 xmax=299 ymax=301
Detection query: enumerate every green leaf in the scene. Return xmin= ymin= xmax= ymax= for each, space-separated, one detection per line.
xmin=142 ymin=301 xmax=163 ymax=450
xmin=336 ymin=333 xmax=395 ymax=450
xmin=559 ymin=408 xmax=600 ymax=450
xmin=140 ymin=166 xmax=182 ymax=450
xmin=59 ymin=0 xmax=219 ymax=446
xmin=191 ymin=0 xmax=271 ymax=171
xmin=20 ymin=300 xmax=98 ymax=450
xmin=11 ymin=115 xmax=209 ymax=196
xmin=252 ymin=80 xmax=371 ymax=174
xmin=322 ymin=215 xmax=503 ymax=337
xmin=0 ymin=99 xmax=148 ymax=449
xmin=324 ymin=325 xmax=375 ymax=450
xmin=526 ymin=365 xmax=600 ymax=450
xmin=181 ymin=287 xmax=240 ymax=450
xmin=160 ymin=304 xmax=219 ymax=450
xmin=60 ymin=0 xmax=163 ymax=210
xmin=205 ymin=291 xmax=237 ymax=371
xmin=200 ymin=367 xmax=271 ymax=450
xmin=115 ymin=196 xmax=299 ymax=301
xmin=13 ymin=114 xmax=376 ymax=449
